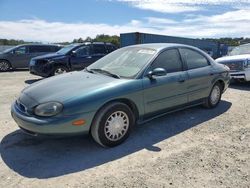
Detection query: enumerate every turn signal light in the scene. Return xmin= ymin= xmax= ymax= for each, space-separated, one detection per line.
xmin=72 ymin=119 xmax=86 ymax=126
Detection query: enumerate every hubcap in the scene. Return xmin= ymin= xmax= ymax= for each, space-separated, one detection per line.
xmin=104 ymin=111 xmax=129 ymax=141
xmin=210 ymin=85 xmax=220 ymax=105
xmin=0 ymin=61 xmax=9 ymax=71
xmin=54 ymin=68 xmax=66 ymax=75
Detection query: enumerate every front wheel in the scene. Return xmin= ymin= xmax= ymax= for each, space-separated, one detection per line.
xmin=0 ymin=60 xmax=11 ymax=72
xmin=91 ymin=102 xmax=135 ymax=147
xmin=52 ymin=65 xmax=69 ymax=76
xmin=203 ymin=82 xmax=222 ymax=108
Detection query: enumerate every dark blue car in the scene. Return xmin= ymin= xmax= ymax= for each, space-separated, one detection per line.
xmin=29 ymin=42 xmax=117 ymax=77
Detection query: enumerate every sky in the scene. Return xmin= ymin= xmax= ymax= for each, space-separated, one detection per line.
xmin=0 ymin=0 xmax=250 ymax=42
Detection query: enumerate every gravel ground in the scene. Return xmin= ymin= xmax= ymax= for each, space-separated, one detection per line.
xmin=0 ymin=71 xmax=249 ymax=188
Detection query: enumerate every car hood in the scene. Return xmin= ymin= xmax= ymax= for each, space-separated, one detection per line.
xmin=216 ymin=54 xmax=250 ymax=63
xmin=20 ymin=71 xmax=128 ymax=106
xmin=32 ymin=53 xmax=65 ymax=60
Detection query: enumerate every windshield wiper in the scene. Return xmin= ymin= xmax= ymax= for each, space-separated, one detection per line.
xmin=85 ymin=67 xmax=94 ymax=73
xmin=89 ymin=68 xmax=120 ymax=79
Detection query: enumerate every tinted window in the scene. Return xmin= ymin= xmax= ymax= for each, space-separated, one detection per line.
xmin=179 ymin=48 xmax=209 ymax=69
xmin=29 ymin=45 xmax=51 ymax=53
xmin=106 ymin=45 xmax=116 ymax=53
xmin=93 ymin=44 xmax=106 ymax=54
xmin=14 ymin=46 xmax=27 ymax=54
xmin=50 ymin=46 xmax=61 ymax=52
xmin=75 ymin=45 xmax=90 ymax=57
xmin=151 ymin=49 xmax=182 ymax=73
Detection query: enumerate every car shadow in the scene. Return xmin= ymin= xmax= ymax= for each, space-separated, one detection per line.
xmin=0 ymin=100 xmax=231 ymax=179
xmin=229 ymin=81 xmax=250 ymax=91
xmin=10 ymin=69 xmax=29 ymax=72
xmin=25 ymin=78 xmax=43 ymax=84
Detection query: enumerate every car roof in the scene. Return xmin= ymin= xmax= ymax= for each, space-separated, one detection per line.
xmin=17 ymin=44 xmax=61 ymax=47
xmin=70 ymin=42 xmax=114 ymax=46
xmin=126 ymin=43 xmax=197 ymax=52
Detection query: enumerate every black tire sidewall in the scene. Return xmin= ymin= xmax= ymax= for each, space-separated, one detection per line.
xmin=53 ymin=65 xmax=68 ymax=75
xmin=96 ymin=103 xmax=135 ymax=147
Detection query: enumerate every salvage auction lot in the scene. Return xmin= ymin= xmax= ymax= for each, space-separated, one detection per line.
xmin=0 ymin=71 xmax=249 ymax=187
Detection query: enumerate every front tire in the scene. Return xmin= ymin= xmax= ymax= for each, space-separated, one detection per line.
xmin=0 ymin=60 xmax=11 ymax=72
xmin=204 ymin=82 xmax=222 ymax=108
xmin=91 ymin=102 xmax=135 ymax=147
xmin=52 ymin=65 xmax=69 ymax=76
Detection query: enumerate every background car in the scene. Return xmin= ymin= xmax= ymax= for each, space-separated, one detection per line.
xmin=11 ymin=43 xmax=230 ymax=147
xmin=216 ymin=43 xmax=250 ymax=82
xmin=29 ymin=42 xmax=117 ymax=77
xmin=0 ymin=44 xmax=62 ymax=71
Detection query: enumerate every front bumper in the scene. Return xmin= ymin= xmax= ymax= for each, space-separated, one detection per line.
xmin=11 ymin=103 xmax=95 ymax=136
xmin=29 ymin=65 xmax=50 ymax=77
xmin=230 ymin=70 xmax=250 ymax=81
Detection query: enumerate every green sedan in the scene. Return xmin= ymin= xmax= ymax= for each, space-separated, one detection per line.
xmin=11 ymin=43 xmax=230 ymax=147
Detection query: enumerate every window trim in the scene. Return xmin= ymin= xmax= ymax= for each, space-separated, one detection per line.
xmin=143 ymin=48 xmax=185 ymax=77
xmin=178 ymin=47 xmax=211 ymax=70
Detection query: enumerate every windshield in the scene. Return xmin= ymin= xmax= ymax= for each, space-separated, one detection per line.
xmin=87 ymin=47 xmax=156 ymax=78
xmin=2 ymin=46 xmax=17 ymax=53
xmin=229 ymin=43 xmax=250 ymax=56
xmin=56 ymin=44 xmax=78 ymax=54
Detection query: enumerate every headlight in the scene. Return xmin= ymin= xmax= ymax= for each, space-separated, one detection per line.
xmin=34 ymin=102 xmax=63 ymax=117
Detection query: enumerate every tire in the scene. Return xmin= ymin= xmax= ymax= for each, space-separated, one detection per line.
xmin=52 ymin=65 xmax=69 ymax=76
xmin=0 ymin=60 xmax=11 ymax=72
xmin=203 ymin=82 xmax=222 ymax=108
xmin=91 ymin=102 xmax=135 ymax=147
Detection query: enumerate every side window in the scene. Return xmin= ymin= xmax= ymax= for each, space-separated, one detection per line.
xmin=106 ymin=45 xmax=116 ymax=53
xmin=75 ymin=45 xmax=90 ymax=57
xmin=93 ymin=44 xmax=107 ymax=54
xmin=50 ymin=46 xmax=61 ymax=52
xmin=14 ymin=46 xmax=27 ymax=54
xmin=151 ymin=49 xmax=183 ymax=73
xmin=29 ymin=46 xmax=51 ymax=53
xmin=179 ymin=48 xmax=209 ymax=69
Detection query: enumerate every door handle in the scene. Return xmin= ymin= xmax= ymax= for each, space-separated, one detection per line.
xmin=86 ymin=56 xmax=92 ymax=59
xmin=209 ymin=73 xmax=214 ymax=76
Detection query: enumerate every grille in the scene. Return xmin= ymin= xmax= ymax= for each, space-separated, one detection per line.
xmin=220 ymin=60 xmax=244 ymax=71
xmin=16 ymin=100 xmax=28 ymax=114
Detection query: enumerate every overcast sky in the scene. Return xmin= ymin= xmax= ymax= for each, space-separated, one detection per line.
xmin=0 ymin=0 xmax=250 ymax=42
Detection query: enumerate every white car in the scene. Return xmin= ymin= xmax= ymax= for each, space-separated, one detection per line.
xmin=216 ymin=43 xmax=250 ymax=81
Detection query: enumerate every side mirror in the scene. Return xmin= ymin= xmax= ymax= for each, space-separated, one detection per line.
xmin=147 ymin=68 xmax=166 ymax=79
xmin=71 ymin=51 xmax=77 ymax=57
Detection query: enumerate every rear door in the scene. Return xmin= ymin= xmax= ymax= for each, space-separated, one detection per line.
xmin=91 ymin=44 xmax=107 ymax=62
xmin=143 ymin=48 xmax=189 ymax=116
xmin=178 ymin=48 xmax=215 ymax=102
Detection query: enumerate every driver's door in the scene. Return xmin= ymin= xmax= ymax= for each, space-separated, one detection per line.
xmin=143 ymin=49 xmax=188 ymax=116
xmin=70 ymin=45 xmax=93 ymax=70
xmin=10 ymin=46 xmax=30 ymax=68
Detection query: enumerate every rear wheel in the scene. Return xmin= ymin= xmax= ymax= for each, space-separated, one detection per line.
xmin=204 ymin=82 xmax=222 ymax=108
xmin=0 ymin=60 xmax=11 ymax=71
xmin=53 ymin=65 xmax=69 ymax=76
xmin=91 ymin=102 xmax=135 ymax=147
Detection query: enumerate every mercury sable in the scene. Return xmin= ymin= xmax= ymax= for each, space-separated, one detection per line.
xmin=11 ymin=43 xmax=230 ymax=147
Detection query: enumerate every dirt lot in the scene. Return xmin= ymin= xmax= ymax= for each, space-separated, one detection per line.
xmin=0 ymin=71 xmax=249 ymax=188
